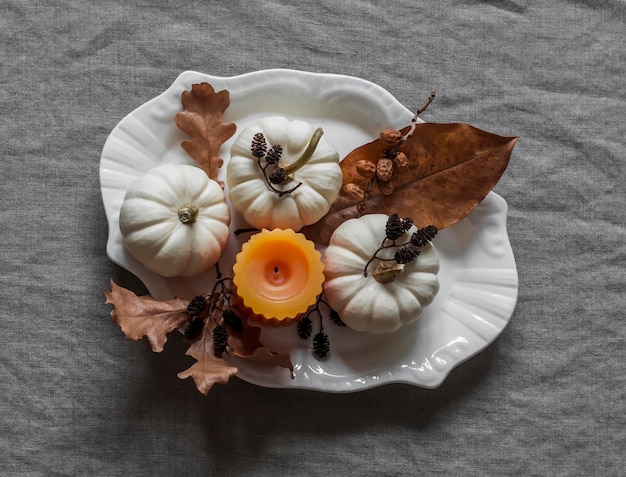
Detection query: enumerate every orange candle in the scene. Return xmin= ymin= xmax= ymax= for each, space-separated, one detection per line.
xmin=232 ymin=229 xmax=325 ymax=325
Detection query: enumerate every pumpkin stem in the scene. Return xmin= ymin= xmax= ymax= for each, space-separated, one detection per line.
xmin=178 ymin=204 xmax=199 ymax=224
xmin=372 ymin=261 xmax=405 ymax=284
xmin=261 ymin=127 xmax=324 ymax=196
xmin=281 ymin=127 xmax=324 ymax=177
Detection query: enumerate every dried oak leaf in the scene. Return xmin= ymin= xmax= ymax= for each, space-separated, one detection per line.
xmin=227 ymin=317 xmax=294 ymax=377
xmin=177 ymin=323 xmax=238 ymax=395
xmin=104 ymin=280 xmax=189 ymax=352
xmin=175 ymin=83 xmax=236 ymax=184
xmin=233 ymin=347 xmax=295 ymax=376
xmin=302 ymin=122 xmax=519 ymax=244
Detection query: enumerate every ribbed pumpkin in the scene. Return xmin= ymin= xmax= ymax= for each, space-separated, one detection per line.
xmin=227 ymin=116 xmax=342 ymax=231
xmin=322 ymin=214 xmax=440 ymax=334
xmin=119 ymin=164 xmax=230 ymax=277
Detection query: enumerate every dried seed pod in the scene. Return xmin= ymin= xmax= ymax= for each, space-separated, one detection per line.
xmin=186 ymin=295 xmax=207 ymax=317
xmin=394 ymin=244 xmax=420 ymax=264
xmin=385 ymin=213 xmax=405 ymax=240
xmin=329 ymin=309 xmax=346 ymax=327
xmin=268 ymin=167 xmax=287 ymax=184
xmin=342 ymin=183 xmax=365 ymax=202
xmin=297 ymin=316 xmax=313 ymax=339
xmin=393 ymin=151 xmax=409 ymax=171
xmin=378 ymin=179 xmax=395 ymax=196
xmin=212 ymin=325 xmax=229 ymax=357
xmin=410 ymin=225 xmax=438 ymax=247
xmin=379 ymin=129 xmax=403 ymax=148
xmin=312 ymin=331 xmax=330 ymax=359
xmin=251 ymin=133 xmax=267 ymax=158
xmin=184 ymin=317 xmax=205 ymax=340
xmin=222 ymin=308 xmax=242 ymax=331
xmin=376 ymin=157 xmax=394 ymax=182
xmin=356 ymin=160 xmax=376 ymax=178
xmin=265 ymin=145 xmax=283 ymax=164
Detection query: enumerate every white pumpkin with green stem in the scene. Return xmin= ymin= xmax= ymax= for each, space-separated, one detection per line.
xmin=119 ymin=164 xmax=231 ymax=277
xmin=227 ymin=116 xmax=342 ymax=231
xmin=322 ymin=213 xmax=440 ymax=334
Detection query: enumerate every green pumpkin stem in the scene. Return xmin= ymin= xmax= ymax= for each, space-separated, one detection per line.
xmin=281 ymin=127 xmax=324 ymax=177
xmin=260 ymin=127 xmax=324 ymax=197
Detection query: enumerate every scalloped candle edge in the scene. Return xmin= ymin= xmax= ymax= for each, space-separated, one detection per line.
xmin=232 ymin=229 xmax=325 ymax=325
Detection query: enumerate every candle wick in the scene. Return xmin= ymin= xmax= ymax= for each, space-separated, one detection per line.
xmin=274 ymin=266 xmax=279 ymax=274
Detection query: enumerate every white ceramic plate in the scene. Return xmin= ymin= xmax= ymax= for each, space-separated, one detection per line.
xmin=100 ymin=70 xmax=518 ymax=392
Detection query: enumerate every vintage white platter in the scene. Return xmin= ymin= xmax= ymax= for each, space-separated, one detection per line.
xmin=100 ymin=70 xmax=518 ymax=392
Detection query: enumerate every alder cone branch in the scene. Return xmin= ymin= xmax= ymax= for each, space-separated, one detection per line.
xmin=302 ymin=122 xmax=519 ymax=244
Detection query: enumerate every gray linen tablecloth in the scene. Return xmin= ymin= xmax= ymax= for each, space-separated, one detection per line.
xmin=2 ymin=1 xmax=624 ymax=475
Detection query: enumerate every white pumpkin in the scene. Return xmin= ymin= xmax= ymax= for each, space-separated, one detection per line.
xmin=119 ymin=164 xmax=231 ymax=277
xmin=322 ymin=214 xmax=440 ymax=334
xmin=227 ymin=116 xmax=342 ymax=231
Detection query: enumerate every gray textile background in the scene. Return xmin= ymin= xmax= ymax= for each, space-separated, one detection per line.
xmin=1 ymin=0 xmax=624 ymax=475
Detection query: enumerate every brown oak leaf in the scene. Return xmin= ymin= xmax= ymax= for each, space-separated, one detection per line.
xmin=177 ymin=324 xmax=238 ymax=395
xmin=226 ymin=316 xmax=263 ymax=356
xmin=104 ymin=280 xmax=189 ymax=352
xmin=302 ymin=122 xmax=519 ymax=244
xmin=175 ymin=83 xmax=236 ymax=184
xmin=227 ymin=319 xmax=294 ymax=376
xmin=231 ymin=347 xmax=294 ymax=377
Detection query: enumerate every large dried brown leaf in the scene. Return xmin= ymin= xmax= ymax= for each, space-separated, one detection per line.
xmin=175 ymin=83 xmax=236 ymax=183
xmin=303 ymin=122 xmax=518 ymax=244
xmin=104 ymin=280 xmax=188 ymax=352
xmin=177 ymin=324 xmax=238 ymax=395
